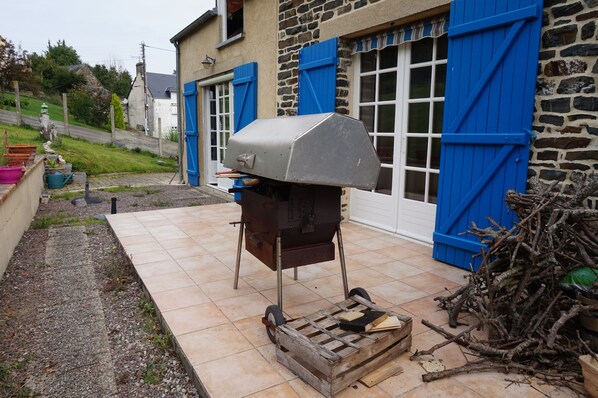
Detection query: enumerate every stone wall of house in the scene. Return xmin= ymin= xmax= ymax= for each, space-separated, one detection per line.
xmin=532 ymin=0 xmax=598 ymax=207
xmin=277 ymin=0 xmax=381 ymax=118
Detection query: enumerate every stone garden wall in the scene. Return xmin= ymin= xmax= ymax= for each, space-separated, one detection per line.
xmin=532 ymin=0 xmax=598 ymax=207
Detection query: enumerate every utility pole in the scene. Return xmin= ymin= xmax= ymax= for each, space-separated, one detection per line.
xmin=141 ymin=42 xmax=149 ymax=136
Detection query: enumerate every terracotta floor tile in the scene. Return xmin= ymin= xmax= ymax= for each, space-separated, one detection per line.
xmin=147 ymin=224 xmax=187 ymax=240
xmin=246 ymin=383 xmax=300 ymax=398
xmin=400 ymin=294 xmax=451 ymax=327
xmin=242 ymin=270 xmax=297 ymax=291
xmin=118 ymin=233 xmax=157 ymax=246
xmin=152 ymin=285 xmax=210 ymax=312
xmin=348 ymin=251 xmax=395 ymax=267
xmin=138 ymin=218 xmax=173 ymax=228
xmin=398 ymin=377 xmax=483 ymax=398
xmin=354 ymin=236 xmax=400 ymax=251
xmin=134 ymin=259 xmax=182 ymax=279
xmin=368 ymin=281 xmax=429 ymax=305
xmin=124 ymin=241 xmax=164 ymax=256
xmin=166 ymin=244 xmax=208 ymax=260
xmin=113 ymin=226 xmax=151 ymax=238
xmin=283 ymin=264 xmax=334 ymax=282
xmin=193 ymin=349 xmax=285 ymax=398
xmin=215 ymin=292 xmax=274 ymax=322
xmin=143 ymin=271 xmax=195 ymax=294
xmin=176 ymin=254 xmax=223 ymax=271
xmin=176 ymin=323 xmax=252 ymax=365
xmin=262 ymin=283 xmax=322 ymax=308
xmin=377 ymin=354 xmax=427 ymax=396
xmin=176 ymin=222 xmax=208 ymax=237
xmin=399 ymin=272 xmax=461 ymax=295
xmin=185 ymin=262 xmax=234 ymax=285
xmin=257 ymin=344 xmax=297 ymax=381
xmin=336 ymin=383 xmax=390 ymax=397
xmin=342 ymin=241 xmax=372 ymax=256
xmin=432 ymin=264 xmax=471 ymax=286
xmin=129 ymin=249 xmax=172 ymax=266
xmin=411 ymin=329 xmax=467 ymax=368
xmin=455 ymin=372 xmax=550 ymax=398
xmin=375 ymin=245 xmax=422 ymax=261
xmin=283 ymin=299 xmax=332 ymax=319
xmin=372 ymin=261 xmax=426 ymax=280
xmin=301 ymin=275 xmax=345 ymax=298
xmin=402 ymin=254 xmax=446 ymax=271
xmin=159 ymin=236 xmax=199 ymax=250
xmin=288 ymin=378 xmax=325 ymax=398
xmin=347 ymin=267 xmax=395 ymax=288
xmin=162 ymin=303 xmax=229 ymax=336
xmin=234 ymin=315 xmax=271 ymax=348
xmin=201 ymin=278 xmax=256 ymax=301
xmin=318 ymin=258 xmax=366 ymax=273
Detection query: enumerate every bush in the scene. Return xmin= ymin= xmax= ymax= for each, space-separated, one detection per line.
xmin=110 ymin=94 xmax=125 ymax=129
xmin=67 ymin=85 xmax=111 ymax=128
xmin=164 ymin=128 xmax=179 ymax=143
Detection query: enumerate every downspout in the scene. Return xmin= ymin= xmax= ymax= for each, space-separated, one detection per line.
xmin=173 ymin=40 xmax=184 ymax=184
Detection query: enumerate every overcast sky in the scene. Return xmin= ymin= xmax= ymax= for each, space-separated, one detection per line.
xmin=3 ymin=0 xmax=216 ymax=76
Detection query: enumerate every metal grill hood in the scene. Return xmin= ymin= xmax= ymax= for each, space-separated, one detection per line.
xmin=224 ymin=113 xmax=380 ymax=189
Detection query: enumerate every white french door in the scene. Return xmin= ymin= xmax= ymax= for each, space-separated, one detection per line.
xmin=350 ymin=36 xmax=447 ymax=243
xmin=204 ymin=81 xmax=234 ymax=190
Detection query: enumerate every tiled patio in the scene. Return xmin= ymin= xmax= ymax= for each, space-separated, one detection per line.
xmin=106 ymin=203 xmax=575 ymax=398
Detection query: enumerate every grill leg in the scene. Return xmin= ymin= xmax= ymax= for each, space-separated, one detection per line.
xmin=293 ymin=267 xmax=298 ymax=281
xmin=276 ymin=234 xmax=283 ymax=311
xmin=336 ymin=226 xmax=349 ymax=299
xmin=233 ymin=219 xmax=244 ymax=290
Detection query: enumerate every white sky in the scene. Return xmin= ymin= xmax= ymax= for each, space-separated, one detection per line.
xmin=3 ymin=0 xmax=216 ymax=76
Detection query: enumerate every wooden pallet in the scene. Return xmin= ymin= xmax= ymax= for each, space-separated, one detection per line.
xmin=275 ymin=295 xmax=412 ymax=397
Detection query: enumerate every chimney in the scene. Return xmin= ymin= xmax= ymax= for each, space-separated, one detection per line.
xmin=136 ymin=62 xmax=144 ymax=78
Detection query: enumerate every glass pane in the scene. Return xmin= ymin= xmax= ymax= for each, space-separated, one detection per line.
xmin=210 ymin=116 xmax=217 ymax=130
xmin=219 ymin=148 xmax=225 ymax=163
xmin=224 ymin=131 xmax=230 ymax=145
xmin=435 ymin=64 xmax=447 ymax=97
xmin=377 ymin=136 xmax=394 ymax=164
xmin=431 ymin=138 xmax=441 ymax=169
xmin=436 ymin=35 xmax=448 ymax=60
xmin=432 ymin=102 xmax=444 ymax=133
xmin=408 ymin=103 xmax=430 ymax=133
xmin=225 ymin=116 xmax=230 ymax=131
xmin=378 ymin=105 xmax=396 ymax=132
xmin=360 ymin=75 xmax=376 ymax=103
xmin=225 ymin=98 xmax=230 ymax=113
xmin=411 ymin=38 xmax=433 ymax=64
xmin=211 ymin=147 xmax=217 ymax=161
xmin=429 ymin=173 xmax=439 ymax=204
xmin=409 ymin=66 xmax=432 ymax=99
xmin=210 ymin=99 xmax=216 ymax=114
xmin=379 ymin=72 xmax=397 ymax=101
xmin=210 ymin=131 xmax=216 ymax=145
xmin=406 ymin=137 xmax=428 ymax=167
xmin=404 ymin=170 xmax=425 ymax=202
xmin=380 ymin=46 xmax=398 ymax=69
xmin=375 ymin=167 xmax=392 ymax=195
xmin=361 ymin=51 xmax=377 ymax=72
xmin=220 ymin=131 xmax=226 ymax=147
xmin=360 ymin=106 xmax=374 ymax=132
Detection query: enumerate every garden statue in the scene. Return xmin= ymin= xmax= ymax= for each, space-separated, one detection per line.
xmin=39 ymin=103 xmax=57 ymax=141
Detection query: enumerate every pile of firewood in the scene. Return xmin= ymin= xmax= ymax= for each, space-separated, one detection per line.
xmin=413 ymin=175 xmax=598 ymax=392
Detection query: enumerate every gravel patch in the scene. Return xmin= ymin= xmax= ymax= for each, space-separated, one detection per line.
xmin=0 ymin=184 xmax=226 ymax=397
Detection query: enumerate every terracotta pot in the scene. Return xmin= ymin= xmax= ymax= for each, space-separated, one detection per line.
xmin=0 ymin=166 xmax=24 ymax=184
xmin=7 ymin=144 xmax=37 ymax=156
xmin=3 ymin=153 xmax=33 ymax=167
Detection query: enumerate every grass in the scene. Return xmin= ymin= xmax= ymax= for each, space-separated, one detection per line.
xmin=30 ymin=211 xmax=105 ymax=229
xmin=0 ymin=92 xmax=102 ymax=131
xmin=1 ymin=123 xmax=178 ymax=175
xmin=139 ymin=298 xmax=172 ymax=353
xmin=0 ymin=355 xmax=36 ymax=397
xmin=104 ymin=245 xmax=134 ymax=293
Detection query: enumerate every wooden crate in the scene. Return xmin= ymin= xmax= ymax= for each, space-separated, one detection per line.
xmin=275 ymin=295 xmax=412 ymax=397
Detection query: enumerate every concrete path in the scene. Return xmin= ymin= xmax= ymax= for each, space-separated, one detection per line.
xmin=48 ymin=171 xmax=180 ymax=195
xmin=30 ymin=226 xmax=117 ymax=396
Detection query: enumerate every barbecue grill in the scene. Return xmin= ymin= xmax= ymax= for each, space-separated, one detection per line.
xmin=224 ymin=112 xmax=381 ymax=342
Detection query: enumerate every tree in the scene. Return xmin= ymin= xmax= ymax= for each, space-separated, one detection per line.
xmin=91 ymin=64 xmax=132 ymax=98
xmin=45 ymin=40 xmax=81 ymax=66
xmin=0 ymin=36 xmax=36 ymax=93
xmin=111 ymin=93 xmax=125 ymax=129
xmin=68 ymin=86 xmax=111 ymax=128
xmin=30 ymin=51 xmax=84 ymax=94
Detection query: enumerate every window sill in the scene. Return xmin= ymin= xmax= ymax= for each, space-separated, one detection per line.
xmin=215 ymin=32 xmax=245 ymax=49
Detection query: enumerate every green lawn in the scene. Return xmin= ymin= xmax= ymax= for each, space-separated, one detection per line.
xmin=0 ymin=92 xmax=105 ymax=131
xmin=1 ymin=123 xmax=177 ymax=175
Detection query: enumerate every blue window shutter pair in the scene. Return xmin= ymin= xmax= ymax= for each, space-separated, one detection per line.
xmin=433 ymin=0 xmax=543 ymax=270
xmin=298 ymin=38 xmax=338 ymax=115
xmin=183 ymin=81 xmax=199 ymax=186
xmin=233 ymin=62 xmax=258 ymax=132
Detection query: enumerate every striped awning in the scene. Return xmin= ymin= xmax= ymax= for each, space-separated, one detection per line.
xmin=352 ymin=15 xmax=449 ymax=54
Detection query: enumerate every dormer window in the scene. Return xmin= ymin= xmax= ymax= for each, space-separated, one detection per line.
xmin=219 ymin=0 xmax=243 ymax=42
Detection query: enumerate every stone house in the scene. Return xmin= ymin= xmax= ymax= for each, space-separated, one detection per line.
xmin=173 ymin=0 xmax=597 ymax=271
xmin=127 ymin=63 xmax=178 ymax=138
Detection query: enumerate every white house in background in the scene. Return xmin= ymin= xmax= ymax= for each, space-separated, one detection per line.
xmin=127 ymin=62 xmax=177 ymax=138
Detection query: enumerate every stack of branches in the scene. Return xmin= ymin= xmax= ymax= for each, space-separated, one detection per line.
xmin=413 ymin=174 xmax=598 ymax=392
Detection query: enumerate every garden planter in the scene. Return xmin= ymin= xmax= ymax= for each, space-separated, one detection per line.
xmin=580 ymin=355 xmax=598 ymax=398
xmin=7 ymin=144 xmax=37 ymax=156
xmin=3 ymin=153 xmax=33 ymax=167
xmin=0 ymin=166 xmax=24 ymax=184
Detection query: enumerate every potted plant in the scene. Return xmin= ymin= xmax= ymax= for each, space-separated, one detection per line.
xmin=45 ymin=158 xmax=65 ymax=174
xmin=0 ymin=156 xmax=24 ymax=184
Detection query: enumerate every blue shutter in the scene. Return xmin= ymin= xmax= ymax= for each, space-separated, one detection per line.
xmin=433 ymin=0 xmax=543 ymax=271
xmin=183 ymin=81 xmax=199 ymax=186
xmin=298 ymin=38 xmax=338 ymax=115
xmin=233 ymin=62 xmax=257 ymax=132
